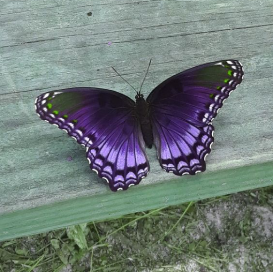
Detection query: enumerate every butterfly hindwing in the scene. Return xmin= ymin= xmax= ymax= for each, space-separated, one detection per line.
xmin=35 ymin=87 xmax=149 ymax=191
xmin=147 ymin=60 xmax=243 ymax=175
xmin=152 ymin=114 xmax=214 ymax=174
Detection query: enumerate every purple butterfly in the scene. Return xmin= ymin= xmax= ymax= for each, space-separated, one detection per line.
xmin=35 ymin=60 xmax=243 ymax=191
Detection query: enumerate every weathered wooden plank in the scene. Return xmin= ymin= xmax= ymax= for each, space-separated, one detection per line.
xmin=0 ymin=0 xmax=273 ymax=240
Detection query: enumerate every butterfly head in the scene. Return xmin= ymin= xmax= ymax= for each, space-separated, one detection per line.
xmin=135 ymin=92 xmax=144 ymax=100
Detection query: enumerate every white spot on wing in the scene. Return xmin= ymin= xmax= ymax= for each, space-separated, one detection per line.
xmin=76 ymin=130 xmax=83 ymax=137
xmin=92 ymin=168 xmax=98 ymax=174
xmin=43 ymin=93 xmax=49 ymax=99
xmin=68 ymin=123 xmax=74 ymax=129
xmin=87 ymin=158 xmax=91 ymax=164
xmin=102 ymin=177 xmax=109 ymax=183
xmin=209 ymin=104 xmax=214 ymax=111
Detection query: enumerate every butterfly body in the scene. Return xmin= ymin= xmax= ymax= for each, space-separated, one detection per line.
xmin=135 ymin=93 xmax=154 ymax=148
xmin=35 ymin=60 xmax=244 ymax=191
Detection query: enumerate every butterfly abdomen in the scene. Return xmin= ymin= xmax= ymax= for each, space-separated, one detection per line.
xmin=135 ymin=95 xmax=153 ymax=148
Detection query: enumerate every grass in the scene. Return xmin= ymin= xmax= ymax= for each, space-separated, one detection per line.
xmin=0 ymin=186 xmax=272 ymax=272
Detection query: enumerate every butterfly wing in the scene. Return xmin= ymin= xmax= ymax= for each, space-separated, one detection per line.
xmin=35 ymin=87 xmax=149 ymax=191
xmin=147 ymin=60 xmax=243 ymax=175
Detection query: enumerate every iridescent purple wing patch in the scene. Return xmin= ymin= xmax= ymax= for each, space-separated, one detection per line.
xmin=35 ymin=60 xmax=243 ymax=191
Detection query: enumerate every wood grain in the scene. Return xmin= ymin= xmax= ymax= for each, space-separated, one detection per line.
xmin=0 ymin=0 xmax=273 ymax=241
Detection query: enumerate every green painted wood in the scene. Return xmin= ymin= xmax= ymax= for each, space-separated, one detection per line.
xmin=0 ymin=0 xmax=273 ymax=241
xmin=1 ymin=162 xmax=273 ymax=241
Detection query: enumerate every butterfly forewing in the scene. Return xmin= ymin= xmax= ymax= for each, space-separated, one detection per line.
xmin=35 ymin=87 xmax=149 ymax=191
xmin=147 ymin=60 xmax=243 ymax=175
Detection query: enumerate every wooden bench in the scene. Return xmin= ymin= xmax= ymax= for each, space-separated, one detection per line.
xmin=1 ymin=0 xmax=273 ymax=241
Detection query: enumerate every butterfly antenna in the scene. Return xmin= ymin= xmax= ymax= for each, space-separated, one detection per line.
xmin=139 ymin=59 xmax=152 ymax=94
xmin=111 ymin=66 xmax=138 ymax=94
